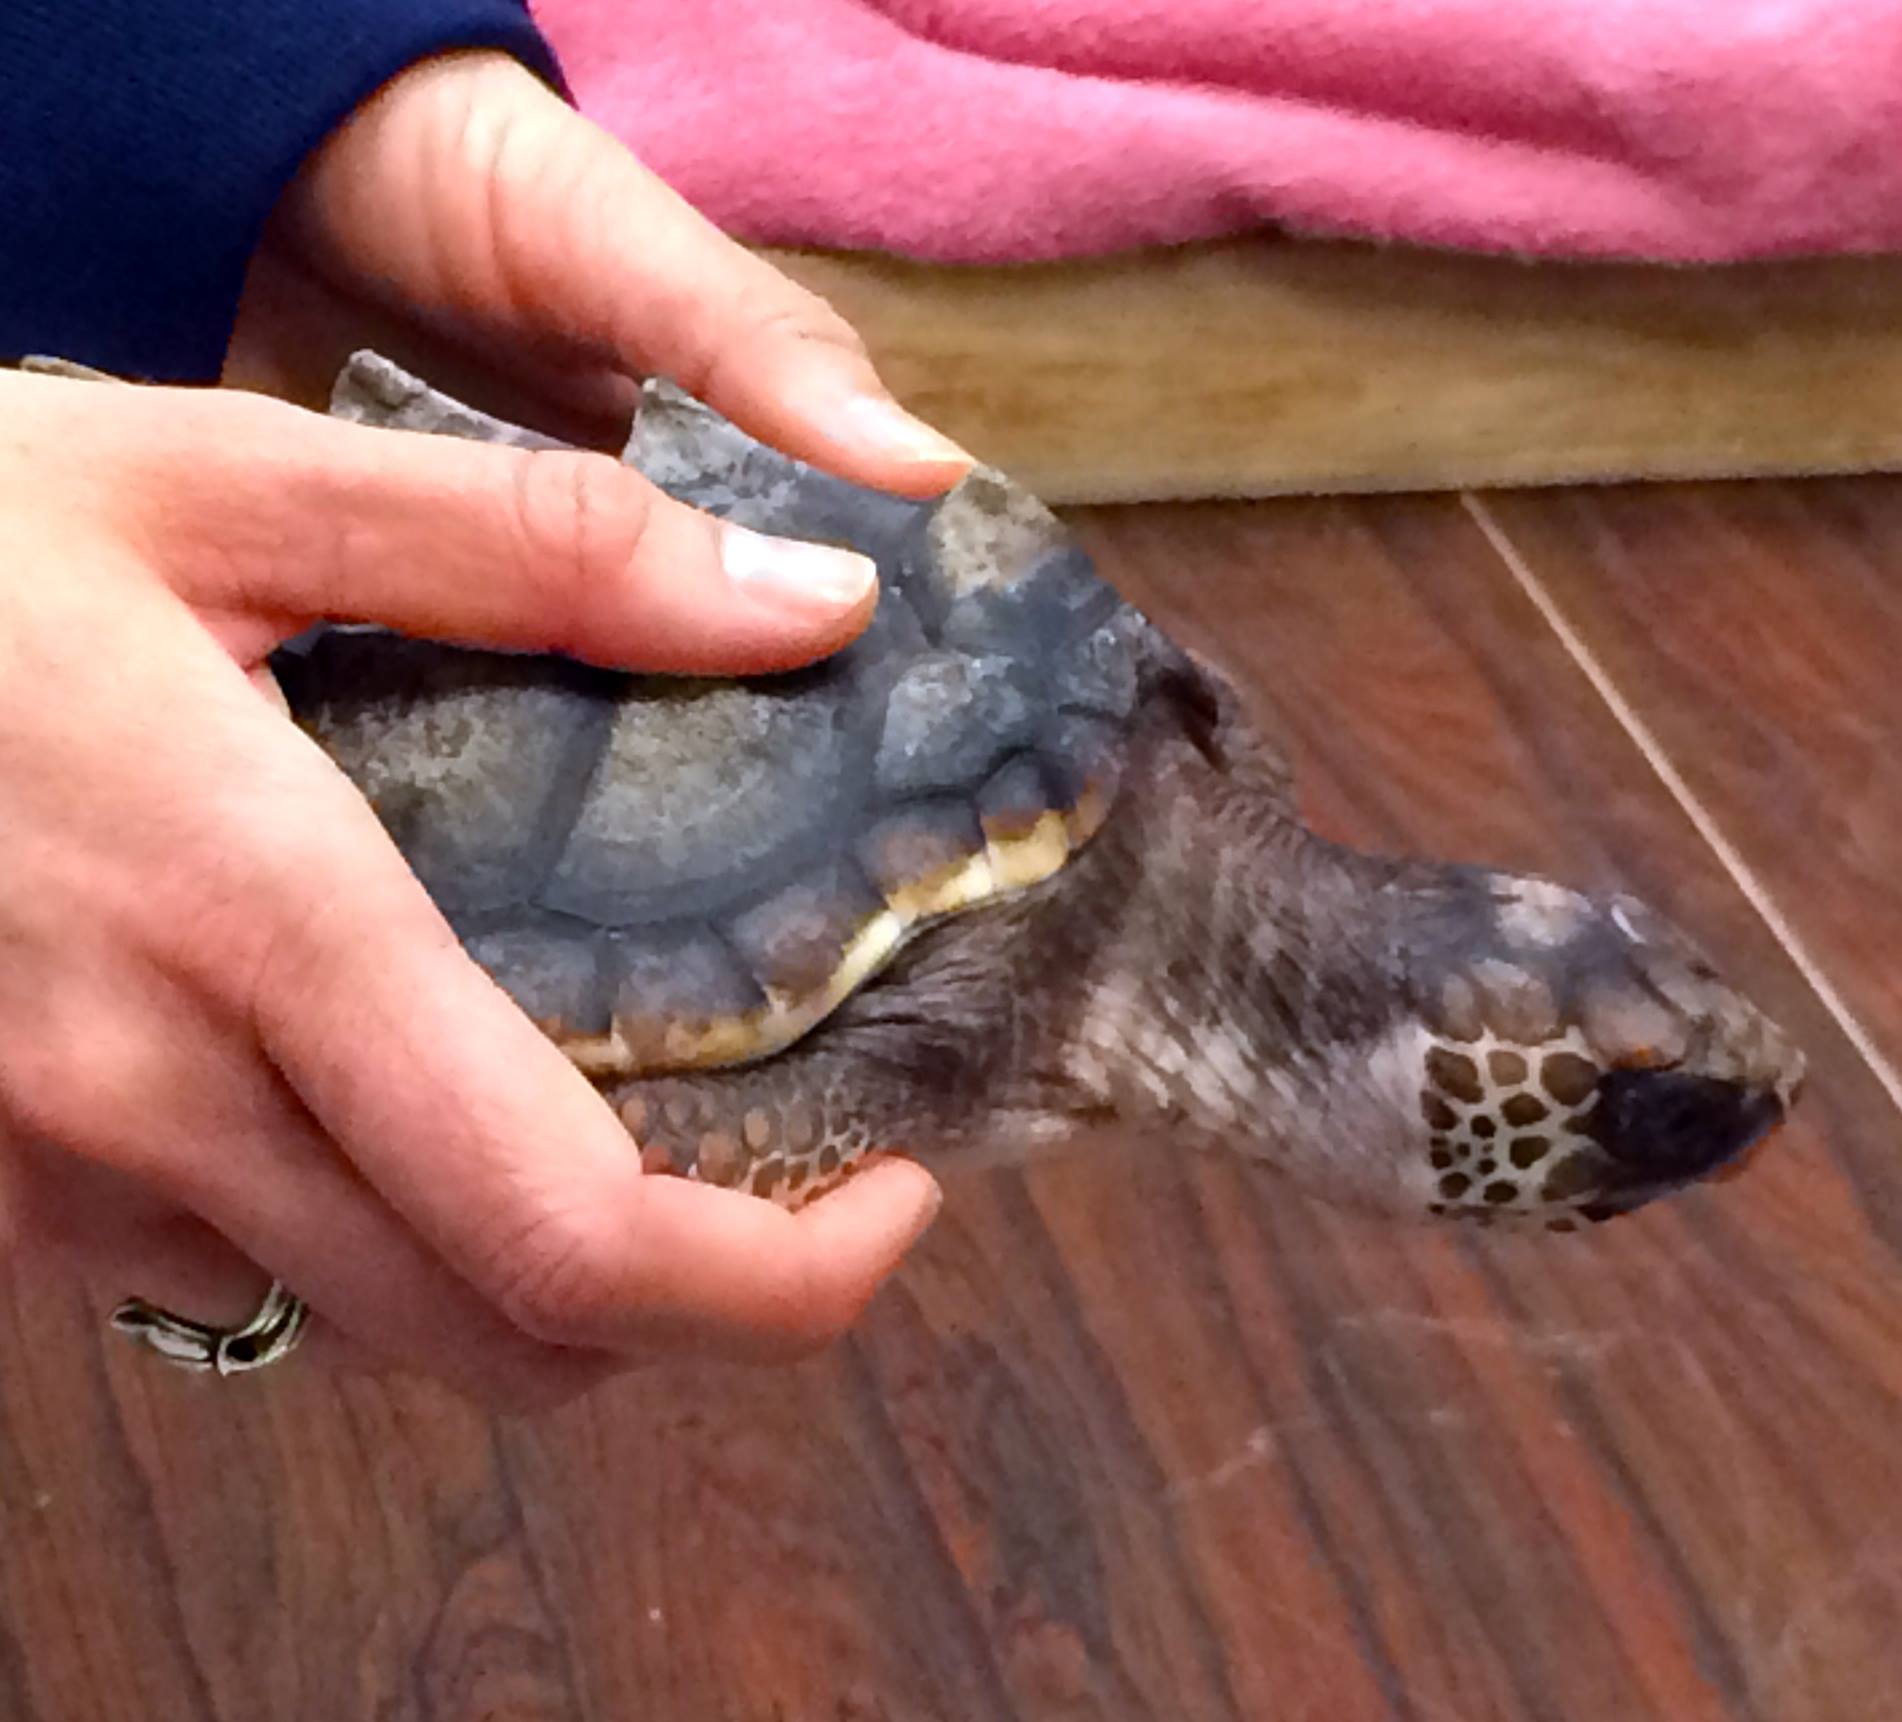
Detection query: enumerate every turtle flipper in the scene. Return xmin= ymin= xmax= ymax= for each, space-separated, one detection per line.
xmin=610 ymin=1066 xmax=885 ymax=1209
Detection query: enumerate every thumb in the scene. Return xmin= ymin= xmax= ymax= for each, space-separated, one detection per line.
xmin=63 ymin=374 xmax=879 ymax=676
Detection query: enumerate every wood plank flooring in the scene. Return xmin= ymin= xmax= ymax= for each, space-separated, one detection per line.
xmin=1475 ymin=484 xmax=1902 ymax=1094
xmin=3 ymin=478 xmax=1899 ymax=1722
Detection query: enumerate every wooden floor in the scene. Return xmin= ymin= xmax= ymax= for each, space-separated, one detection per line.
xmin=4 ymin=478 xmax=1901 ymax=1722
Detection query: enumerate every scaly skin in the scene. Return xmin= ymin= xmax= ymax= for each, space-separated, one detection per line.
xmin=609 ymin=655 xmax=1804 ymax=1229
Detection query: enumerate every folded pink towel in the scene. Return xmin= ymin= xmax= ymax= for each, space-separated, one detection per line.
xmin=532 ymin=1 xmax=1902 ymax=262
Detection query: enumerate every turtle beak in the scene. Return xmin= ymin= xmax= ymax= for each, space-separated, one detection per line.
xmin=1591 ymin=1067 xmax=1785 ymax=1181
xmin=1576 ymin=1069 xmax=1787 ymax=1218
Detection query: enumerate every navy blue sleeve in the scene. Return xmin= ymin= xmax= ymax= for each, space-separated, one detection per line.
xmin=0 ymin=3 xmax=566 ymax=382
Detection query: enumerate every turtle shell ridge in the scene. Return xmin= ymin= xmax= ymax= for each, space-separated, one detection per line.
xmin=280 ymin=353 xmax=1157 ymax=1075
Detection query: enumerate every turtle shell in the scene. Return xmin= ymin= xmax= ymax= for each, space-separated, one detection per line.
xmin=274 ymin=353 xmax=1153 ymax=1077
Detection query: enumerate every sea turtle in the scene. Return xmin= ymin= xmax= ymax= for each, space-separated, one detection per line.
xmin=266 ymin=350 xmax=1801 ymax=1235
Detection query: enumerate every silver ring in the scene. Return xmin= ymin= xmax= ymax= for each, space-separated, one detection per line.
xmin=110 ymin=1281 xmax=310 ymax=1376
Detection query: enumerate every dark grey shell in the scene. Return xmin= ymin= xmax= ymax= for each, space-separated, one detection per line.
xmin=273 ymin=353 xmax=1155 ymax=1075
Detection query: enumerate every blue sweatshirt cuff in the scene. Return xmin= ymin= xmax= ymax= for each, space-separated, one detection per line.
xmin=0 ymin=1 xmax=566 ymax=381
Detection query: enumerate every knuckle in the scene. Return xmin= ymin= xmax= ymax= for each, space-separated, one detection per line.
xmin=754 ymin=285 xmax=869 ymax=360
xmin=0 ymin=1020 xmax=161 ymax=1183
xmin=143 ymin=391 xmax=315 ymax=545
xmin=197 ymin=826 xmax=375 ymax=1038
xmin=199 ymin=385 xmax=311 ymax=450
xmin=505 ymin=448 xmax=654 ymax=646
xmin=0 ymin=1032 xmax=82 ymax=1150
xmin=482 ymin=1204 xmax=633 ymax=1344
xmin=687 ymin=284 xmax=872 ymax=398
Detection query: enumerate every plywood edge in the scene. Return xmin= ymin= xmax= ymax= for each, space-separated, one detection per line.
xmin=764 ymin=240 xmax=1902 ymax=503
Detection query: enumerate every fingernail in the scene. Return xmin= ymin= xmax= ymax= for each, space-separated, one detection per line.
xmin=896 ymin=1165 xmax=945 ymax=1247
xmin=918 ymin=1175 xmax=945 ymax=1228
xmin=836 ymin=392 xmax=972 ymax=468
xmin=721 ymin=523 xmax=876 ymax=612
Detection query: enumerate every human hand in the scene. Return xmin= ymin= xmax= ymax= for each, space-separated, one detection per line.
xmin=0 ymin=54 xmax=968 ymax=1406
xmin=229 ymin=49 xmax=967 ymax=487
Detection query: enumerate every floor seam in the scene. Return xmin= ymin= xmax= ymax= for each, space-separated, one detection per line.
xmin=1459 ymin=490 xmax=1902 ymax=1121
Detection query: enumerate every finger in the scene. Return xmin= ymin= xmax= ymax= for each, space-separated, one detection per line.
xmin=30 ymin=1173 xmax=351 ymax=1371
xmin=572 ymin=1159 xmax=946 ymax=1361
xmin=24 ymin=372 xmax=879 ymax=677
xmin=4 ymin=1010 xmax=613 ymax=1408
xmin=169 ymin=1106 xmax=618 ymax=1409
xmin=100 ymin=1221 xmax=291 ymax=1348
xmin=246 ymin=828 xmax=941 ymax=1359
xmin=93 ymin=1128 xmax=611 ymax=1408
xmin=286 ymin=52 xmax=972 ymax=497
xmin=248 ymin=662 xmax=290 ymax=715
xmin=228 ymin=244 xmax=641 ymax=444
xmin=0 ymin=1138 xmax=295 ymax=1344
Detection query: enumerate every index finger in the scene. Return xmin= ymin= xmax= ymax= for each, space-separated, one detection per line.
xmin=288 ymin=53 xmax=973 ymax=498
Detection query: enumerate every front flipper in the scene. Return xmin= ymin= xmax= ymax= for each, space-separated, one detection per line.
xmin=610 ymin=1061 xmax=887 ymax=1209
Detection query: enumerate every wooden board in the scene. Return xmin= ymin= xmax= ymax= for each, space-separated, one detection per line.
xmin=769 ymin=242 xmax=1902 ymax=504
xmin=2 ymin=492 xmax=1898 ymax=1720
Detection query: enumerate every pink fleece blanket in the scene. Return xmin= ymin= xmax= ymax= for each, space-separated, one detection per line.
xmin=531 ymin=2 xmax=1902 ymax=263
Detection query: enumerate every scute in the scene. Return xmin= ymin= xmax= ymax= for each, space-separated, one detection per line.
xmin=608 ymin=924 xmax=772 ymax=1073
xmin=923 ymin=467 xmax=1071 ymax=600
xmin=1042 ymin=711 xmax=1128 ymax=844
xmin=976 ymin=756 xmax=1073 ymax=890
xmin=856 ymin=800 xmax=992 ymax=921
xmin=463 ymin=922 xmax=604 ymax=1033
xmin=330 ymin=353 xmax=567 ymax=453
xmin=273 ymin=634 xmax=614 ymax=914
xmin=283 ymin=353 xmax=1163 ymax=1077
xmin=937 ymin=543 xmax=1117 ymax=658
xmin=1052 ymin=608 xmax=1149 ymax=721
xmin=541 ymin=669 xmax=856 ymax=924
xmin=725 ymin=856 xmax=893 ymax=1001
xmin=875 ymin=651 xmax=1040 ymax=795
xmin=627 ymin=378 xmax=926 ymax=563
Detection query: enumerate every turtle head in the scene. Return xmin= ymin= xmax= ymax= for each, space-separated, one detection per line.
xmin=1319 ymin=871 xmax=1804 ymax=1228
xmin=1073 ymin=752 xmax=1800 ymax=1226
